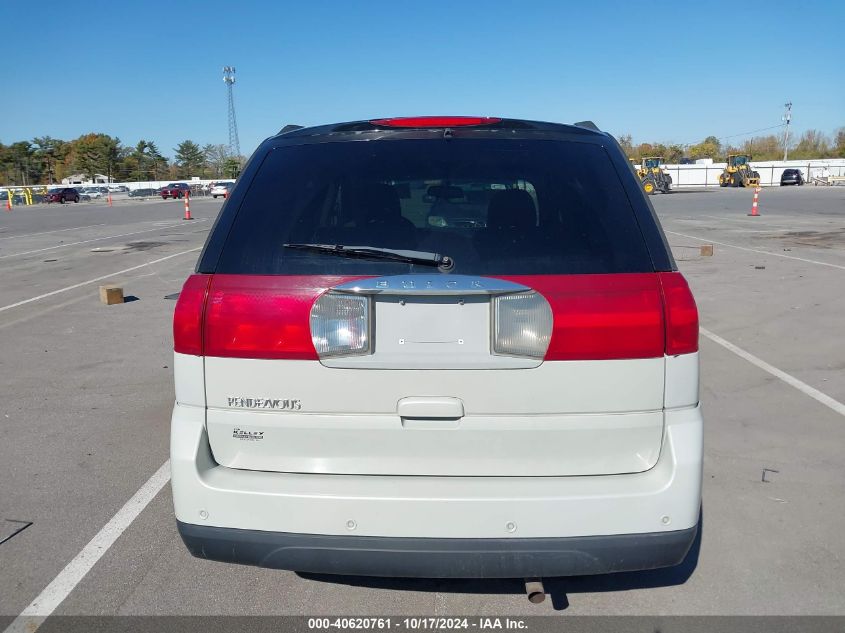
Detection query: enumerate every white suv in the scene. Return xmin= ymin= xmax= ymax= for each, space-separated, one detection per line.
xmin=171 ymin=116 xmax=702 ymax=579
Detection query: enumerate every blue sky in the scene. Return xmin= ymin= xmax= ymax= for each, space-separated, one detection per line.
xmin=2 ymin=0 xmax=843 ymax=158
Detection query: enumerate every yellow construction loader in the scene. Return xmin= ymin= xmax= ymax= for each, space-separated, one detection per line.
xmin=719 ymin=154 xmax=760 ymax=187
xmin=635 ymin=157 xmax=672 ymax=194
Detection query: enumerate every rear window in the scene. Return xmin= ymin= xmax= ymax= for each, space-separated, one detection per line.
xmin=215 ymin=139 xmax=654 ymax=275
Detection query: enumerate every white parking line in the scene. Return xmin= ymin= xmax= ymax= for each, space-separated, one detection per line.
xmin=664 ymin=230 xmax=845 ymax=270
xmin=701 ymin=328 xmax=845 ymax=417
xmin=0 ymin=247 xmax=201 ymax=313
xmin=0 ymin=223 xmax=107 ymax=241
xmin=2 ymin=461 xmax=171 ymax=632
xmin=0 ymin=220 xmax=206 ymax=260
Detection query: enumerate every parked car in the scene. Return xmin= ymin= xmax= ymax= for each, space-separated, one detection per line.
xmin=172 ymin=116 xmax=702 ymax=581
xmin=210 ymin=182 xmax=234 ymax=198
xmin=160 ymin=182 xmax=192 ymax=199
xmin=81 ymin=187 xmax=103 ymax=199
xmin=128 ymin=188 xmax=158 ymax=198
xmin=780 ymin=168 xmax=804 ymax=186
xmin=46 ymin=187 xmax=80 ymax=204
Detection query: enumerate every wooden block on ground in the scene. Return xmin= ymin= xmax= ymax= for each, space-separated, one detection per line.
xmin=700 ymin=244 xmax=714 ymax=257
xmin=99 ymin=285 xmax=124 ymax=305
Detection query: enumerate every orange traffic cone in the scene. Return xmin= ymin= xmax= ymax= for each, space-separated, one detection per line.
xmin=748 ymin=187 xmax=761 ymax=217
xmin=183 ymin=190 xmax=193 ymax=220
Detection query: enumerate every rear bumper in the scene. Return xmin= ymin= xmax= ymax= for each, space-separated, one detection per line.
xmin=171 ymin=402 xmax=703 ymax=577
xmin=177 ymin=520 xmax=697 ymax=578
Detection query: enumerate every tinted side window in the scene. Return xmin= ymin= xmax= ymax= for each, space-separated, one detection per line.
xmin=215 ymin=139 xmax=656 ymax=275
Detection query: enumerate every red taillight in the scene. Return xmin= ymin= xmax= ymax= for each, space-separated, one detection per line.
xmin=370 ymin=116 xmax=502 ymax=128
xmin=173 ymin=274 xmax=211 ymax=356
xmin=498 ymin=274 xmax=666 ymax=360
xmin=659 ymin=272 xmax=699 ymax=355
xmin=203 ymin=275 xmax=364 ymax=360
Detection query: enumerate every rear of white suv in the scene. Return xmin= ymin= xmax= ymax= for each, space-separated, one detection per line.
xmin=171 ymin=116 xmax=701 ymax=578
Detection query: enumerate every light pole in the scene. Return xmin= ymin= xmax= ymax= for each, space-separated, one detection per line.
xmin=782 ymin=101 xmax=792 ymax=161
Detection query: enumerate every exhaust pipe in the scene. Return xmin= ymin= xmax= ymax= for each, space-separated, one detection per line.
xmin=524 ymin=578 xmax=545 ymax=604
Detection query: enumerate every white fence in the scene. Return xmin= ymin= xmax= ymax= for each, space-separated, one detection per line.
xmin=652 ymin=159 xmax=845 ymax=188
xmin=126 ymin=159 xmax=845 ymax=190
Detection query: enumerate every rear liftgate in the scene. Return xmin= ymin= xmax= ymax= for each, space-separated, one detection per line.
xmin=203 ymin=272 xmax=671 ymax=478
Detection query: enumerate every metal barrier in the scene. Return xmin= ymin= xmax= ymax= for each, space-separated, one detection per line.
xmin=659 ymin=161 xmax=845 ymax=188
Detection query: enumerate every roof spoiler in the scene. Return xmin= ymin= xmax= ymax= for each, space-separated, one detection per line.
xmin=279 ymin=124 xmax=304 ymax=134
xmin=573 ymin=120 xmax=599 ymax=131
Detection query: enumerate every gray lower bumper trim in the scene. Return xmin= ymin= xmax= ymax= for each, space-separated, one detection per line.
xmin=177 ymin=521 xmax=697 ymax=578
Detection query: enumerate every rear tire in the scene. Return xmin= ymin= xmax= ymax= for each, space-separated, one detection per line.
xmin=73 ymin=196 xmax=79 ymax=203
xmin=642 ymin=178 xmax=656 ymax=195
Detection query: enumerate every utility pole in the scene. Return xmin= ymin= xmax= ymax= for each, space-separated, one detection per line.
xmin=223 ymin=66 xmax=241 ymax=160
xmin=782 ymin=101 xmax=792 ymax=161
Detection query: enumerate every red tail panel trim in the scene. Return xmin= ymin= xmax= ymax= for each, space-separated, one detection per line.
xmin=173 ymin=274 xmax=211 ymax=356
xmin=658 ymin=272 xmax=699 ymax=355
xmin=498 ymin=274 xmax=666 ymax=360
xmin=191 ymin=272 xmax=696 ymax=361
xmin=203 ymin=275 xmax=365 ymax=360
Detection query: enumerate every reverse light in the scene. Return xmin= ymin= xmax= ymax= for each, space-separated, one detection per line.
xmin=493 ymin=291 xmax=553 ymax=358
xmin=370 ymin=116 xmax=502 ymax=128
xmin=310 ymin=293 xmax=371 ymax=358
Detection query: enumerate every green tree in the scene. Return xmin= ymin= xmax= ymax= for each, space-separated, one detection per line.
xmin=0 ymin=143 xmax=13 ymax=184
xmin=32 ymin=136 xmax=67 ymax=184
xmin=223 ymin=157 xmax=242 ymax=179
xmin=129 ymin=140 xmax=168 ymax=181
xmin=664 ymin=144 xmax=684 ymax=163
xmin=739 ymin=135 xmax=783 ymax=161
xmin=615 ymin=134 xmax=634 ymax=158
xmin=791 ymin=130 xmax=830 ymax=159
xmin=173 ymin=140 xmax=206 ymax=178
xmin=834 ymin=128 xmax=845 ymax=158
xmin=1 ymin=141 xmax=40 ymax=185
xmin=203 ymin=143 xmax=232 ymax=178
xmin=65 ymin=134 xmax=121 ymax=182
xmin=688 ymin=136 xmax=722 ymax=161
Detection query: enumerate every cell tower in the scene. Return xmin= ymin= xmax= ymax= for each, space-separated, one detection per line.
xmin=223 ymin=66 xmax=241 ymax=158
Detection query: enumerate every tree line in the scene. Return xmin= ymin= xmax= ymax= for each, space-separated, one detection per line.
xmin=0 ymin=134 xmax=244 ymax=186
xmin=618 ymin=127 xmax=845 ymax=163
xmin=4 ymin=126 xmax=844 ymax=185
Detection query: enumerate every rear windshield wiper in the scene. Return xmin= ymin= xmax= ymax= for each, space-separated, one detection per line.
xmin=283 ymin=243 xmax=454 ymax=271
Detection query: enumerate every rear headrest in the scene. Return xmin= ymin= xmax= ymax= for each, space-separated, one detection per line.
xmin=487 ymin=189 xmax=537 ymax=231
